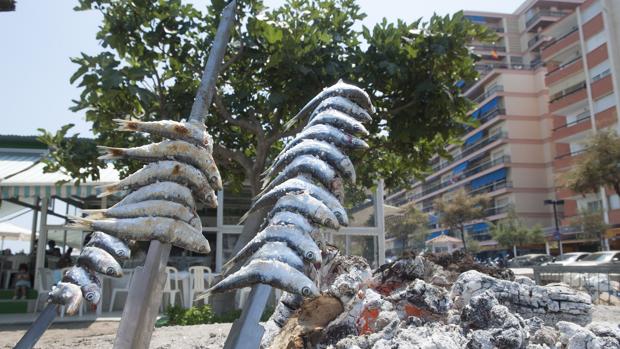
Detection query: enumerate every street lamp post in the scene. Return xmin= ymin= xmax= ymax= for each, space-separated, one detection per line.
xmin=544 ymin=199 xmax=565 ymax=255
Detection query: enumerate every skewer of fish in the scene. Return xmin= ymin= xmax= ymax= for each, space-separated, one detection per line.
xmin=52 ymin=119 xmax=218 ymax=315
xmin=203 ymin=81 xmax=373 ymax=307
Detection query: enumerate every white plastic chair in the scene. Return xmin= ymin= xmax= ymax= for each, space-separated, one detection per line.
xmin=188 ymin=266 xmax=212 ymax=306
xmin=161 ymin=267 xmax=183 ymax=310
xmin=109 ymin=269 xmax=135 ymax=312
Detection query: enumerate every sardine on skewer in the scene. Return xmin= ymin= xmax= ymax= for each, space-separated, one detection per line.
xmin=204 ymin=259 xmax=319 ymax=298
xmin=114 ymin=119 xmax=213 ymax=152
xmin=85 ymin=231 xmax=131 ymax=261
xmin=113 ymin=182 xmax=196 ymax=210
xmin=280 ymin=124 xmax=369 ymax=155
xmin=305 ymin=110 xmax=369 ymax=136
xmin=284 ymin=80 xmax=374 ymax=130
xmin=263 ymin=140 xmax=356 ymax=184
xmin=71 ymin=216 xmax=210 ymax=254
xmin=48 ymin=282 xmax=83 ymax=316
xmin=245 ymin=177 xmax=348 ymax=227
xmin=77 ymin=246 xmax=123 ymax=277
xmin=266 ymin=193 xmax=340 ymax=229
xmin=309 ymin=96 xmax=372 ymax=123
xmin=248 ymin=242 xmax=305 ymax=271
xmin=222 ymin=224 xmax=320 ymax=274
xmin=84 ymin=200 xmax=197 ymax=225
xmin=62 ymin=266 xmax=102 ymax=305
xmin=267 ymin=211 xmax=319 ymax=236
xmin=98 ymin=140 xmax=222 ymax=190
xmin=260 ymin=155 xmax=338 ymax=192
xmin=98 ymin=160 xmax=217 ymax=207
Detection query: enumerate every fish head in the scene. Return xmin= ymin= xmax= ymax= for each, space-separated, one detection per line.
xmin=300 ymin=282 xmax=320 ymax=298
xmin=106 ymin=265 xmax=123 ymax=278
xmin=301 ymin=242 xmax=322 ymax=265
xmin=332 ymin=207 xmax=349 ymax=227
xmin=205 ymin=192 xmax=218 ymax=208
xmin=81 ymin=284 xmax=101 ymax=304
xmin=338 ymin=158 xmax=356 ymax=183
xmin=115 ymin=247 xmax=130 ymax=260
xmin=49 ymin=282 xmax=82 ymax=309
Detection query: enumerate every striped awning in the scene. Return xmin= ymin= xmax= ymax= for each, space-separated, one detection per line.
xmin=0 ymin=160 xmax=119 ymax=200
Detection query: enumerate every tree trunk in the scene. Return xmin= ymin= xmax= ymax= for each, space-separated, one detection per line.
xmin=513 ymin=245 xmax=518 ymax=258
xmin=460 ymin=227 xmax=467 ymax=252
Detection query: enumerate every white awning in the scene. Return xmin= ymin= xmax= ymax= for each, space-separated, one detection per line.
xmin=0 ymin=150 xmax=120 ymax=200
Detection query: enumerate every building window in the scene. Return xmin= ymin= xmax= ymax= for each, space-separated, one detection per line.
xmin=581 ymin=0 xmax=602 ymax=24
xmin=609 ymin=194 xmax=620 ymax=210
xmin=586 ymin=31 xmax=606 ymax=53
xmin=590 ymin=60 xmax=611 ymax=82
xmin=593 ymin=94 xmax=615 ymax=113
xmin=569 ymin=142 xmax=586 ymax=155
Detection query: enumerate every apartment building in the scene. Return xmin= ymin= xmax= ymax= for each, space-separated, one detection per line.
xmin=386 ymin=0 xmax=620 ymax=255
xmin=541 ymin=0 xmax=620 ymax=249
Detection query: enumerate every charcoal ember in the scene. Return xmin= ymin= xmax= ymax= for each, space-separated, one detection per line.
xmin=322 ymin=254 xmax=372 ymax=303
xmin=425 ymin=251 xmax=515 ymax=281
xmin=531 ymin=326 xmax=558 ymax=347
xmin=587 ymin=323 xmax=620 ymax=341
xmin=387 ymin=279 xmax=451 ymax=318
xmin=372 ymin=255 xmax=451 ymax=293
xmin=558 ymin=321 xmax=620 ymax=349
xmin=461 ymin=290 xmax=529 ymax=349
xmin=452 ymin=270 xmax=593 ymax=325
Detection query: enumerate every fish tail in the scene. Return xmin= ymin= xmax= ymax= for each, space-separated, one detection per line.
xmin=97 ymin=146 xmax=126 ymax=160
xmin=113 ymin=118 xmax=140 ymax=132
xmin=96 ymin=184 xmax=120 ymax=198
xmin=84 ymin=212 xmax=106 ymax=220
xmin=66 ymin=215 xmax=95 ymax=230
xmin=283 ymin=114 xmax=301 ymax=131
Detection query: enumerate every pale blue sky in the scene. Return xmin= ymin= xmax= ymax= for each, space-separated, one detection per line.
xmin=0 ymin=1 xmax=522 ymax=138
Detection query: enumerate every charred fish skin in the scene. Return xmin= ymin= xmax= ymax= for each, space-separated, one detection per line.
xmin=99 ymin=160 xmax=217 ymax=207
xmin=77 ymin=246 xmax=123 ymax=278
xmin=114 ymin=181 xmax=196 ymax=210
xmin=62 ymin=266 xmax=101 ymax=305
xmin=75 ymin=216 xmax=210 ymax=254
xmin=98 ymin=140 xmax=222 ymax=190
xmin=85 ymin=200 xmax=197 ymax=225
xmin=310 ymin=96 xmax=372 ymax=123
xmin=248 ymin=178 xmax=348 ymax=227
xmin=280 ymin=124 xmax=369 ymax=155
xmin=284 ymin=80 xmax=374 ymax=130
xmin=85 ymin=231 xmax=131 ymax=260
xmin=305 ymin=110 xmax=369 ymax=136
xmin=265 ymin=140 xmax=356 ymax=184
xmin=208 ymin=259 xmax=319 ymax=298
xmin=267 ymin=193 xmax=339 ymax=229
xmin=223 ymin=224 xmax=320 ymax=272
xmin=48 ymin=282 xmax=83 ymax=315
xmin=113 ymin=119 xmax=213 ymax=152
xmin=260 ymin=155 xmax=338 ymax=194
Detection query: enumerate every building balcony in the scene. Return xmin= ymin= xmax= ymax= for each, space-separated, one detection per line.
xmin=470 ymin=44 xmax=507 ymax=53
xmin=528 ymin=34 xmax=552 ymax=50
xmin=549 ymin=81 xmax=587 ymax=112
xmin=430 ymin=131 xmax=507 ymax=173
xmin=542 ymin=27 xmax=579 ymax=61
xmin=545 ymin=56 xmax=582 ymax=86
xmin=469 ymin=178 xmax=512 ymax=196
xmin=552 ymin=110 xmax=591 ymax=140
xmin=416 ymin=156 xmax=510 ymax=201
xmin=471 ymin=85 xmax=504 ymax=104
xmin=591 ymin=74 xmax=613 ymax=100
xmin=526 ymin=9 xmax=571 ymax=32
xmin=553 ymin=148 xmax=586 ymax=169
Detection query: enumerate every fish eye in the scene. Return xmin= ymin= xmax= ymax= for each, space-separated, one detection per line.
xmin=106 ymin=267 xmax=116 ymax=275
xmin=301 ymin=287 xmax=312 ymax=297
xmin=324 ymin=218 xmax=332 ymax=226
xmin=305 ymin=251 xmax=315 ymax=261
xmin=211 ymin=176 xmax=218 ymax=183
xmin=116 ymin=250 xmax=125 ymax=257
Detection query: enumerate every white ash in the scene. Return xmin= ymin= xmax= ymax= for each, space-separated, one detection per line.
xmin=451 ymin=270 xmax=593 ymax=325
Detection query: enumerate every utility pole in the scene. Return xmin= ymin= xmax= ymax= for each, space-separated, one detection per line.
xmin=544 ymin=199 xmax=565 ymax=256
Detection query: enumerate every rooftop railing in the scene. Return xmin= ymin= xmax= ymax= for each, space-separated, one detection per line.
xmin=526 ymin=10 xmax=570 ymax=28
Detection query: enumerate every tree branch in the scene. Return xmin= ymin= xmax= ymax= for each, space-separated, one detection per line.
xmin=220 ymin=39 xmax=244 ymax=72
xmin=213 ymin=92 xmax=262 ymax=135
xmin=213 ymin=143 xmax=253 ymax=174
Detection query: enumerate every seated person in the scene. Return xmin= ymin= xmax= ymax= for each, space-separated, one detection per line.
xmin=13 ymin=263 xmax=31 ymax=300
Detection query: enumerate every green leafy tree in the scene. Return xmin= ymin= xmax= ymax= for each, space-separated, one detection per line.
xmin=571 ymin=209 xmax=608 ymax=251
xmin=386 ymin=206 xmax=428 ymax=255
xmin=490 ymin=208 xmax=545 ymax=257
xmin=566 ymin=130 xmax=620 ymax=196
xmin=434 ymin=188 xmax=490 ymax=251
xmin=39 ymin=0 xmax=494 ymax=196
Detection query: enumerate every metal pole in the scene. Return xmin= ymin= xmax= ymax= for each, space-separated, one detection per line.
xmin=552 ymin=202 xmax=563 ymax=256
xmin=375 ymin=179 xmax=386 ymax=265
xmin=113 ymin=2 xmax=236 ymax=348
xmin=13 ymin=304 xmax=58 ymax=349
xmin=34 ymin=197 xmax=48 ymax=291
